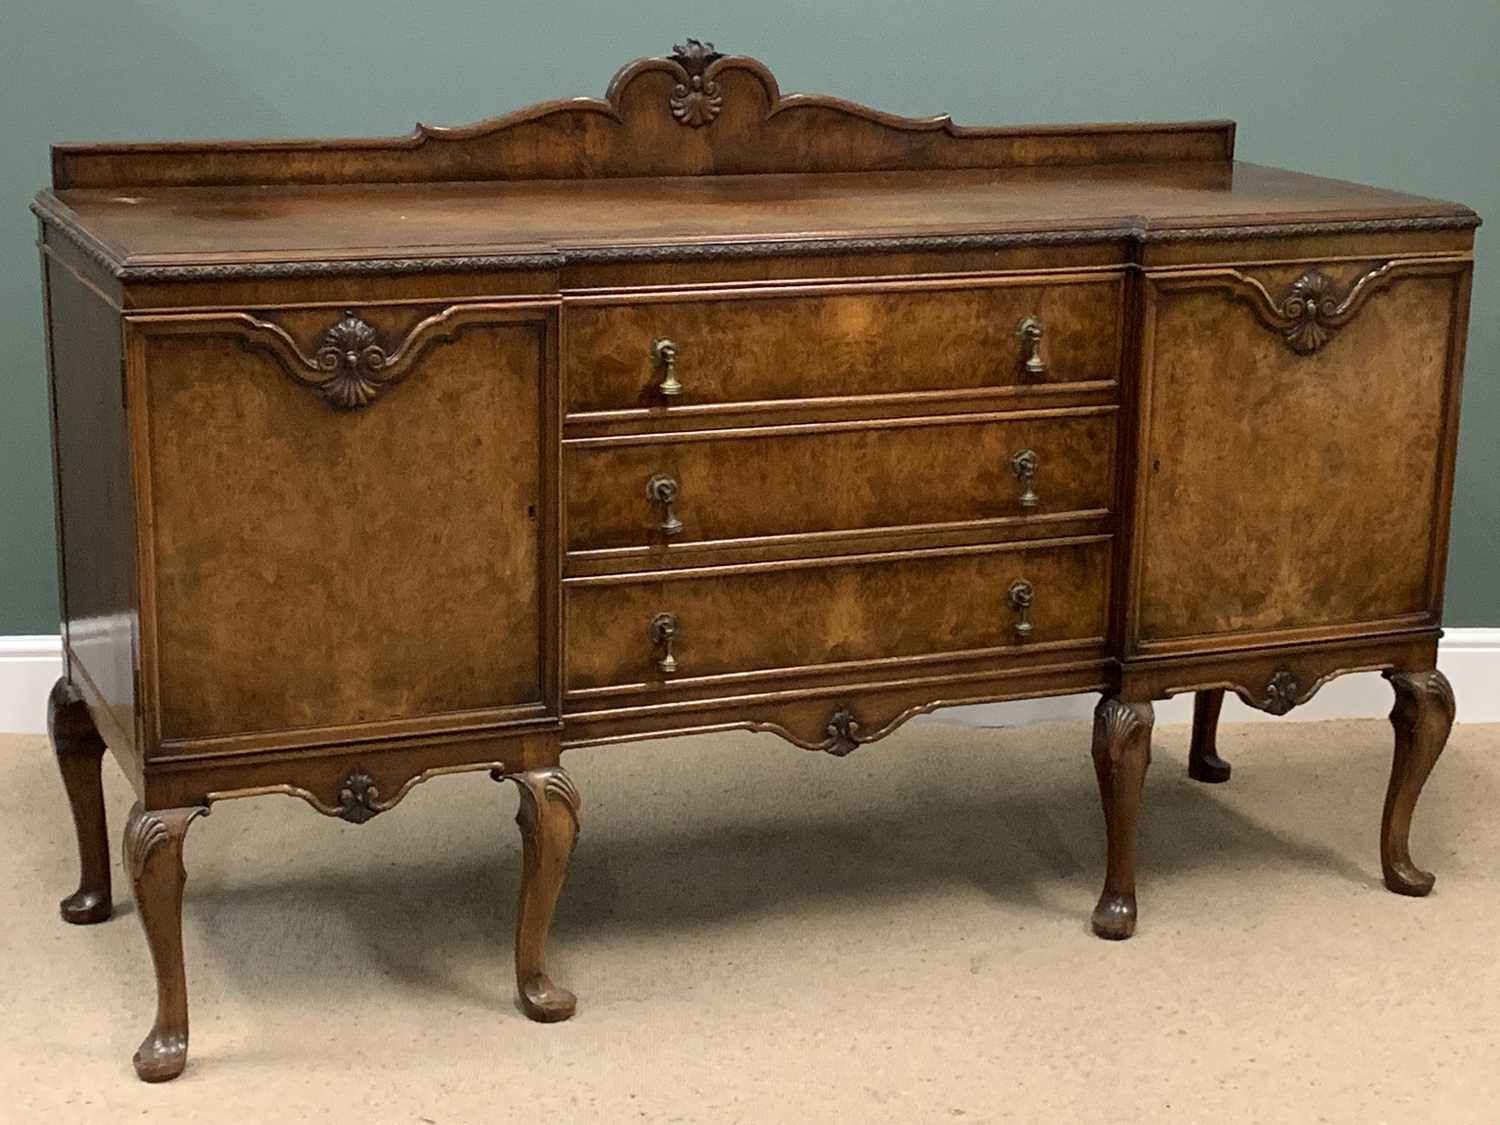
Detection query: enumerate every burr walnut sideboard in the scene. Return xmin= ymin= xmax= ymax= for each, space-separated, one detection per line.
xmin=35 ymin=43 xmax=1478 ymax=1081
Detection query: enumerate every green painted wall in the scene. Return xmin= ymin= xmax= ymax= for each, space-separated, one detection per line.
xmin=2 ymin=0 xmax=1495 ymax=631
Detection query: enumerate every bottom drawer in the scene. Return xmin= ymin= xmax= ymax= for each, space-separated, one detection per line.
xmin=565 ymin=537 xmax=1110 ymax=691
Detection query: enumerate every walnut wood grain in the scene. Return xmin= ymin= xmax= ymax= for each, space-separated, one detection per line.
xmin=48 ymin=678 xmax=113 ymax=924
xmin=49 ymin=47 xmax=1233 ymax=190
xmin=1119 ymin=631 xmax=1440 ymax=707
xmin=1382 ymin=670 xmax=1455 ymax=896
xmin=33 ymin=183 xmax=1477 ymax=294
xmin=1182 ymin=261 xmax=1416 ymax=355
xmin=44 ymin=261 xmax=138 ymax=763
xmin=123 ymin=803 xmax=208 ymax=1082
xmin=1188 ymin=688 xmax=1231 ymax=783
xmin=566 ymin=650 xmax=1111 ymax=741
xmin=1132 ymin=259 xmax=1468 ymax=652
xmin=31 ymin=43 xmax=1479 ymax=1081
xmin=132 ymin=305 xmax=555 ymax=747
xmin=565 ymin=277 xmax=1122 ymax=413
xmin=34 ymin=45 xmax=1474 ymax=303
xmin=1091 ymin=697 xmax=1153 ymax=940
xmin=565 ymin=538 xmax=1111 ymax=691
xmin=139 ymin=729 xmax=560 ymax=812
xmin=507 ymin=767 xmax=581 ymax=1022
xmin=565 ymin=408 xmax=1117 ymax=551
xmin=134 ymin=304 xmax=539 ymax=410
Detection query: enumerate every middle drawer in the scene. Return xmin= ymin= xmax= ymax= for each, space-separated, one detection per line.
xmin=565 ymin=407 xmax=1116 ymax=553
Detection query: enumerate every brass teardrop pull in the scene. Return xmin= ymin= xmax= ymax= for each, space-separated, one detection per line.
xmin=650 ymin=612 xmax=679 ymax=673
xmin=1009 ymin=448 xmax=1040 ymax=509
xmin=651 ymin=337 xmax=682 ymax=397
xmin=1015 ymin=316 xmax=1046 ymax=379
xmin=646 ymin=474 xmax=684 ymax=536
xmin=1007 ymin=579 xmax=1035 ymax=639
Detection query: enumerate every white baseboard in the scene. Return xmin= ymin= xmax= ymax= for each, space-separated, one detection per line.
xmin=0 ymin=635 xmax=63 ymax=735
xmin=1 ymin=630 xmax=1496 ymax=735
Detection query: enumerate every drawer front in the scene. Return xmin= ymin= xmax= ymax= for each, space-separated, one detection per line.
xmin=566 ymin=277 xmax=1122 ymax=414
xmin=565 ymin=539 xmax=1110 ymax=691
xmin=566 ymin=409 xmax=1116 ymax=551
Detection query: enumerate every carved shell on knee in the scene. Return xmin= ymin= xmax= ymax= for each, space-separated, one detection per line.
xmin=1096 ymin=698 xmax=1146 ymax=737
xmin=124 ymin=813 xmax=172 ymax=880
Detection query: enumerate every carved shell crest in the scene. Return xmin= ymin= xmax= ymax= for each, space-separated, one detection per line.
xmin=669 ymin=38 xmax=724 ymax=127
xmin=314 ymin=312 xmax=390 ymax=408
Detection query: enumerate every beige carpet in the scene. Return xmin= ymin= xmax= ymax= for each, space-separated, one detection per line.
xmin=4 ymin=717 xmax=1499 ymax=1124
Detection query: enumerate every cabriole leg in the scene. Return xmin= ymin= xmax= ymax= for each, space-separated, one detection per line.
xmin=508 ymin=766 xmax=581 ymax=1022
xmin=124 ymin=802 xmax=208 ymax=1082
xmin=48 ymin=677 xmax=113 ymax=924
xmin=1188 ymin=688 xmax=1232 ymax=783
xmin=1091 ymin=697 xmax=1154 ymax=940
xmin=1382 ymin=670 xmax=1455 ymax=897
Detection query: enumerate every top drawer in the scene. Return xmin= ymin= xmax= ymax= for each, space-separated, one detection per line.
xmin=565 ymin=275 xmax=1124 ymax=415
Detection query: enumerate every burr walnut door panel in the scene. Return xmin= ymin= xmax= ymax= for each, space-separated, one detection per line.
xmin=565 ymin=275 xmax=1123 ymax=414
xmin=1132 ymin=260 xmax=1468 ymax=653
xmin=565 ymin=407 xmax=1116 ymax=552
xmin=133 ymin=304 xmax=556 ymax=751
xmin=565 ymin=537 xmax=1110 ymax=692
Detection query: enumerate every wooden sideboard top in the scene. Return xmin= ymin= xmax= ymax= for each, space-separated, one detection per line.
xmin=37 ymin=162 xmax=1475 ymax=274
xmin=31 ymin=43 xmax=1476 ymax=283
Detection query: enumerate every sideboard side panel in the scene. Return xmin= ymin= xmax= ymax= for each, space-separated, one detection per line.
xmin=43 ymin=256 xmax=140 ymax=761
xmin=1130 ymin=259 xmax=1468 ymax=652
xmin=1422 ymin=266 xmax=1473 ymax=623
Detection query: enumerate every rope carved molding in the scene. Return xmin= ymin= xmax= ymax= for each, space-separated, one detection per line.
xmin=31 ymin=191 xmax=1477 ymax=283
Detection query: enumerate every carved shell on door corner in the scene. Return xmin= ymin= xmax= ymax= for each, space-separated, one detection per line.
xmin=1278 ymin=269 xmax=1339 ymax=354
xmin=314 ymin=312 xmax=391 ymax=408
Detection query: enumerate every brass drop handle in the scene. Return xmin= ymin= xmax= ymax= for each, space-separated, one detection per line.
xmin=1016 ymin=316 xmax=1046 ymax=379
xmin=1008 ymin=579 xmax=1035 ymax=640
xmin=1009 ymin=448 xmax=1040 ymax=509
xmin=651 ymin=337 xmax=682 ymax=397
xmin=650 ymin=612 xmax=679 ymax=673
xmin=646 ymin=474 xmax=684 ymax=536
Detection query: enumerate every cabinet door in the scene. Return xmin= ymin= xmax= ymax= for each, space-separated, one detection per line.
xmin=1130 ymin=260 xmax=1469 ymax=653
xmin=130 ymin=303 xmax=557 ymax=752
